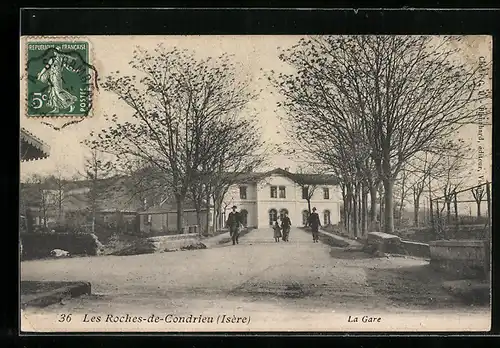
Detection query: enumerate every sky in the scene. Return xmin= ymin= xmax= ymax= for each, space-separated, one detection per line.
xmin=20 ymin=35 xmax=492 ymax=185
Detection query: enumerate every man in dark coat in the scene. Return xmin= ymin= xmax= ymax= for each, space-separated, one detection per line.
xmin=307 ymin=207 xmax=321 ymax=243
xmin=226 ymin=205 xmax=242 ymax=245
xmin=281 ymin=212 xmax=291 ymax=242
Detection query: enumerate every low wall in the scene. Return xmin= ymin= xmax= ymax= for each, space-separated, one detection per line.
xmin=111 ymin=233 xmax=204 ymax=256
xmin=21 ymin=233 xmax=103 ymax=260
xmin=429 ymin=240 xmax=490 ymax=280
xmin=302 ymin=227 xmax=358 ymax=248
xmin=363 ymin=232 xmax=431 ymax=258
xmin=394 ymin=224 xmax=489 ymax=243
xmin=147 ymin=233 xmax=200 ymax=251
xmin=364 ymin=232 xmax=402 ymax=254
xmin=401 ymin=240 xmax=430 ymax=258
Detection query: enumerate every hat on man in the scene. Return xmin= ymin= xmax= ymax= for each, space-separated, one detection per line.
xmin=232 ymin=205 xmax=237 ymax=209
xmin=312 ymin=207 xmax=317 ymax=211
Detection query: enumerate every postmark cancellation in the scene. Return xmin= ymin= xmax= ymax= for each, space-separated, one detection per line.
xmin=22 ymin=37 xmax=98 ymax=118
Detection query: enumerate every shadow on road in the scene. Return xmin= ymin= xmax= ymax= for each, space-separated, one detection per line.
xmin=366 ymin=264 xmax=488 ymax=309
xmin=329 ymin=247 xmax=374 ymax=260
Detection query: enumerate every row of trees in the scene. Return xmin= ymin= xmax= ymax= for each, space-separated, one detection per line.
xmin=20 ymin=150 xmax=116 ymax=233
xmin=272 ymin=35 xmax=489 ymax=235
xmin=87 ymin=47 xmax=266 ymax=234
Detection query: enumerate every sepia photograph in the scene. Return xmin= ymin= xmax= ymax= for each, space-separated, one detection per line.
xmin=19 ymin=34 xmax=492 ymax=332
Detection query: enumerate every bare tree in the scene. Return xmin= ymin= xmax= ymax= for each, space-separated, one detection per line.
xmin=407 ymin=151 xmax=443 ymax=227
xmin=438 ymin=147 xmax=473 ymax=224
xmin=43 ymin=163 xmax=72 ymax=222
xmin=471 ymin=185 xmax=486 ymax=218
xmin=21 ymin=174 xmax=50 ymax=230
xmin=393 ymin=166 xmax=412 ymax=228
xmin=272 ymin=35 xmax=488 ymax=234
xmin=294 ymin=165 xmax=319 ymax=215
xmin=204 ymin=123 xmax=267 ymax=233
xmin=82 ymin=148 xmax=116 ymax=233
xmin=88 ymin=47 xmax=258 ymax=233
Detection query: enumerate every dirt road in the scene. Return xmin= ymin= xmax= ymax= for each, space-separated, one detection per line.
xmin=21 ymin=227 xmax=490 ymax=332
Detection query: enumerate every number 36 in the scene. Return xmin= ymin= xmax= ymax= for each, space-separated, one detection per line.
xmin=58 ymin=314 xmax=72 ymax=322
xmin=32 ymin=92 xmax=48 ymax=109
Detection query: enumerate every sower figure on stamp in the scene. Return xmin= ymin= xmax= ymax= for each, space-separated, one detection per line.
xmin=36 ymin=51 xmax=78 ymax=113
xmin=281 ymin=212 xmax=291 ymax=242
xmin=307 ymin=207 xmax=321 ymax=243
xmin=226 ymin=205 xmax=242 ymax=245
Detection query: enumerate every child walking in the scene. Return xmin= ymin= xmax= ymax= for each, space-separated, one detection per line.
xmin=273 ymin=220 xmax=282 ymax=242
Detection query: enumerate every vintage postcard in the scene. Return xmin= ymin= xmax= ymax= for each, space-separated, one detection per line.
xmin=19 ymin=35 xmax=492 ymax=332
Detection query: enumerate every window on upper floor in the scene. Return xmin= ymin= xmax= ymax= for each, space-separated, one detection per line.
xmin=279 ymin=186 xmax=286 ymax=198
xmin=270 ymin=186 xmax=277 ymax=198
xmin=323 ymin=187 xmax=330 ymax=199
xmin=239 ymin=186 xmax=247 ymax=199
xmin=302 ymin=186 xmax=309 ymax=199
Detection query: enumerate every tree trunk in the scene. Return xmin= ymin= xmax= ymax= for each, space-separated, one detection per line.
xmin=92 ymin=208 xmax=96 ymax=234
xmin=205 ymin=205 xmax=210 ymax=236
xmin=307 ymin=199 xmax=311 ymax=214
xmin=358 ymin=186 xmax=362 ymax=231
xmin=42 ymin=207 xmax=47 ymax=229
xmin=446 ymin=201 xmax=451 ymax=224
xmin=195 ymin=208 xmax=202 ymax=234
xmin=413 ymin=198 xmax=420 ymax=227
xmin=383 ymin=179 xmax=395 ymax=234
xmin=476 ymin=201 xmax=482 ymax=218
xmin=379 ymin=188 xmax=384 ymax=232
xmin=361 ymin=185 xmax=368 ymax=236
xmin=346 ymin=183 xmax=353 ymax=236
xmin=398 ymin=197 xmax=404 ymax=228
xmin=369 ymin=184 xmax=378 ymax=228
xmin=352 ymin=183 xmax=359 ymax=238
xmin=429 ymin=178 xmax=434 ymax=229
xmin=176 ymin=197 xmax=185 ymax=234
xmin=341 ymin=184 xmax=348 ymax=229
xmin=58 ymin=192 xmax=63 ymax=221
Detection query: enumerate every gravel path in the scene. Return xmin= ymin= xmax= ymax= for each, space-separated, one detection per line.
xmin=21 ymin=227 xmax=490 ymax=331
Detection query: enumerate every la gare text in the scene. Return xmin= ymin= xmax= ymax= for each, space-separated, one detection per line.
xmin=347 ymin=315 xmax=382 ymax=323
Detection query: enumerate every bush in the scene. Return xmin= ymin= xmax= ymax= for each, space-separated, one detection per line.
xmin=21 ymin=233 xmax=104 ymax=260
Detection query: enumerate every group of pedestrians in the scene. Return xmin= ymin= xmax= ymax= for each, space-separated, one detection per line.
xmin=272 ymin=212 xmax=291 ymax=242
xmin=226 ymin=205 xmax=323 ymax=245
xmin=272 ymin=207 xmax=322 ymax=243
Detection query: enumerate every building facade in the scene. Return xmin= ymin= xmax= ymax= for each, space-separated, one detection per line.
xmin=221 ymin=168 xmax=342 ymax=229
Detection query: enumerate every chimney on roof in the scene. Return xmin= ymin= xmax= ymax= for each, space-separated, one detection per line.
xmin=284 ymin=167 xmax=290 ymax=171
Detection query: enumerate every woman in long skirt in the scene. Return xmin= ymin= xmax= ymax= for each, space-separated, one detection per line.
xmin=273 ymin=220 xmax=282 ymax=242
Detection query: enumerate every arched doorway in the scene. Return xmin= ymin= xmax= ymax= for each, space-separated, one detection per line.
xmin=279 ymin=208 xmax=289 ymax=220
xmin=302 ymin=210 xmax=309 ymax=226
xmin=269 ymin=209 xmax=277 ymax=225
xmin=240 ymin=209 xmax=248 ymax=227
xmin=323 ymin=210 xmax=331 ymax=225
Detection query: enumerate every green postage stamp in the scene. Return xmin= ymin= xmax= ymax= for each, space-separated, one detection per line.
xmin=25 ymin=41 xmax=97 ymax=117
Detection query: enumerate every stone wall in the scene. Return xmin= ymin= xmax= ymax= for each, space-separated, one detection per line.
xmin=110 ymin=233 xmax=204 ymax=256
xmin=363 ymin=232 xmax=431 ymax=258
xmin=429 ymin=240 xmax=490 ymax=280
xmin=393 ymin=224 xmax=489 ymax=243
xmin=364 ymin=232 xmax=403 ymax=255
xmin=400 ymin=240 xmax=431 ymax=258
xmin=21 ymin=233 xmax=103 ymax=260
xmin=147 ymin=233 xmax=200 ymax=251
